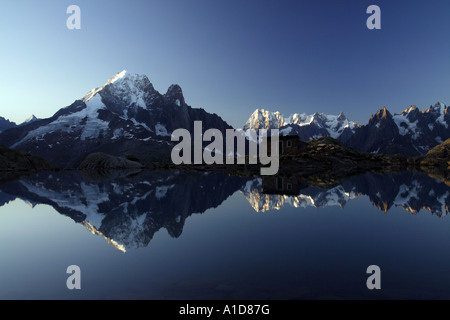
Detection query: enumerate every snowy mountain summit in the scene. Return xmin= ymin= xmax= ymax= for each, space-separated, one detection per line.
xmin=0 ymin=70 xmax=231 ymax=168
xmin=21 ymin=115 xmax=38 ymax=125
xmin=243 ymin=108 xmax=357 ymax=142
xmin=348 ymin=102 xmax=450 ymax=155
xmin=82 ymin=70 xmax=186 ymax=117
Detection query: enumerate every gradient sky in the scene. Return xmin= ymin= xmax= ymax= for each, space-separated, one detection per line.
xmin=1 ymin=0 xmax=450 ymax=127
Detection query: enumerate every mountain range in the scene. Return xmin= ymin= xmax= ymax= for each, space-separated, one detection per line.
xmin=0 ymin=70 xmax=449 ymax=167
xmin=0 ymin=115 xmax=39 ymax=133
xmin=243 ymin=109 xmax=358 ymax=142
xmin=348 ymin=104 xmax=450 ymax=156
xmin=246 ymin=103 xmax=450 ymax=156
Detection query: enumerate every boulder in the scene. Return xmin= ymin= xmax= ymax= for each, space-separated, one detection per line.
xmin=78 ymin=152 xmax=143 ymax=170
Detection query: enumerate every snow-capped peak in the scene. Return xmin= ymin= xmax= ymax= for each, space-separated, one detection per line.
xmin=107 ymin=70 xmax=127 ymax=85
xmin=433 ymin=101 xmax=448 ymax=128
xmin=401 ymin=105 xmax=418 ymax=114
xmin=22 ymin=115 xmax=38 ymax=124
xmin=433 ymin=101 xmax=446 ymax=110
xmin=243 ymin=109 xmax=357 ymax=140
xmin=82 ymin=70 xmax=134 ymax=102
xmin=286 ymin=113 xmax=314 ymax=126
xmin=16 ymin=114 xmax=38 ymax=127
xmin=243 ymin=109 xmax=285 ymax=130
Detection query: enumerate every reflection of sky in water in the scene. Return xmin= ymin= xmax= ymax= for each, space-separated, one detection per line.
xmin=0 ymin=171 xmax=450 ymax=299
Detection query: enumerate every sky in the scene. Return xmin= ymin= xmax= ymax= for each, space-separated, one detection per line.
xmin=1 ymin=0 xmax=450 ymax=128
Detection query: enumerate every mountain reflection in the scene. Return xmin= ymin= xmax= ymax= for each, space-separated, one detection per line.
xmin=0 ymin=170 xmax=247 ymax=252
xmin=243 ymin=172 xmax=450 ymax=217
xmin=0 ymin=170 xmax=449 ymax=252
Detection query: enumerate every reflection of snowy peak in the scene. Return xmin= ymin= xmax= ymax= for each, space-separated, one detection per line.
xmin=1 ymin=170 xmax=449 ymax=251
xmin=241 ymin=178 xmax=358 ymax=212
xmin=0 ymin=71 xmax=232 ymax=168
xmin=242 ymin=172 xmax=450 ymax=217
xmin=243 ymin=109 xmax=358 ymax=142
xmin=0 ymin=171 xmax=246 ymax=251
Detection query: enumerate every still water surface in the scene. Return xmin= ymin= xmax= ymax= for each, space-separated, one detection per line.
xmin=0 ymin=170 xmax=449 ymax=299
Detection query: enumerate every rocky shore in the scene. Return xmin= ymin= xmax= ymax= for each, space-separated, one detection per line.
xmin=1 ymin=136 xmax=449 ymax=184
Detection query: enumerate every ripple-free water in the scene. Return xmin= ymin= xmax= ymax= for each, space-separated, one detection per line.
xmin=0 ymin=170 xmax=449 ymax=299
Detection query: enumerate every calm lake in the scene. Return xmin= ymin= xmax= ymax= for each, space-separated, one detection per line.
xmin=0 ymin=169 xmax=449 ymax=299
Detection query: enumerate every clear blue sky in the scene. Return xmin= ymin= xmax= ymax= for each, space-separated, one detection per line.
xmin=1 ymin=0 xmax=450 ymax=127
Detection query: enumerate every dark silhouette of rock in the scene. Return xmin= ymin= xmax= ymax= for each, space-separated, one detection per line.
xmin=0 ymin=145 xmax=50 ymax=171
xmin=78 ymin=152 xmax=143 ymax=170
